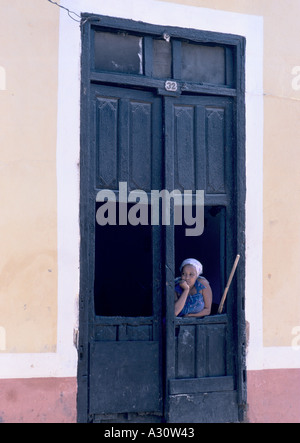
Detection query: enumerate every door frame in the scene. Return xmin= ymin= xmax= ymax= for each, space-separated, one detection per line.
xmin=78 ymin=15 xmax=246 ymax=423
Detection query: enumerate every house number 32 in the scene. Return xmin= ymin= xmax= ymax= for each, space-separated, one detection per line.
xmin=165 ymin=80 xmax=178 ymax=92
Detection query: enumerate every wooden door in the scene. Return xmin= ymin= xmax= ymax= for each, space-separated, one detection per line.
xmin=164 ymin=95 xmax=239 ymax=423
xmin=86 ymin=85 xmax=164 ymax=422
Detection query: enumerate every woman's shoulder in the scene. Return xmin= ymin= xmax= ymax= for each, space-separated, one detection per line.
xmin=197 ymin=276 xmax=210 ymax=289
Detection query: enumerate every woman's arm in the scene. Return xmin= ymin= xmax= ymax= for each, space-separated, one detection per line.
xmin=174 ymin=281 xmax=189 ymax=316
xmin=185 ymin=281 xmax=212 ymax=318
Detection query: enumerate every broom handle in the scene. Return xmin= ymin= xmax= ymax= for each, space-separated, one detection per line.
xmin=218 ymin=254 xmax=240 ymax=314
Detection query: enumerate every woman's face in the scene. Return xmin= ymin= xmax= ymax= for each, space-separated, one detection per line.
xmin=181 ymin=265 xmax=198 ymax=288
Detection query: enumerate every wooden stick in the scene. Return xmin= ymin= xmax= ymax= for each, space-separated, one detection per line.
xmin=218 ymin=254 xmax=240 ymax=314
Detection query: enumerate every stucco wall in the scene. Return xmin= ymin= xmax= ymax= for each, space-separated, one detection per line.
xmin=0 ymin=377 xmax=76 ymax=423
xmin=0 ymin=0 xmax=59 ymax=353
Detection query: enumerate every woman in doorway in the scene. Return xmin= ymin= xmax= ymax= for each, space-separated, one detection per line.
xmin=175 ymin=258 xmax=212 ymax=317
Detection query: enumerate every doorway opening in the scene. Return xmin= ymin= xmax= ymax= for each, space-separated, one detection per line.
xmin=94 ymin=203 xmax=226 ymax=317
xmin=175 ymin=206 xmax=225 ymax=314
xmin=94 ymin=202 xmax=153 ymax=317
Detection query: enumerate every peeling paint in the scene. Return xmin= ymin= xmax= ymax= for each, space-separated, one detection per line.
xmin=138 ymin=38 xmax=143 ymax=74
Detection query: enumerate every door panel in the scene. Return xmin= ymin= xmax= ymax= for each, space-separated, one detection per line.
xmin=92 ymin=84 xmax=162 ymax=193
xmin=168 ymin=391 xmax=238 ymax=423
xmin=89 ymin=341 xmax=161 ymax=414
xmin=175 ymin=319 xmax=227 ymax=379
xmin=173 ymin=104 xmax=197 ymax=192
xmin=165 ymin=95 xmax=233 ymax=198
xmin=95 ymin=96 xmax=119 ymax=189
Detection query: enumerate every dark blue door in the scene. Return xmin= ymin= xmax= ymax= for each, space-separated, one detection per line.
xmin=88 ymin=85 xmax=164 ymax=422
xmin=164 ymin=95 xmax=239 ymax=423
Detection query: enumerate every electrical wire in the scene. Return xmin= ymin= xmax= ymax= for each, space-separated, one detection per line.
xmin=47 ymin=0 xmax=81 ymax=23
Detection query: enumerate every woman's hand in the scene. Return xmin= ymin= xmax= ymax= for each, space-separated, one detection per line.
xmin=179 ymin=280 xmax=189 ymax=291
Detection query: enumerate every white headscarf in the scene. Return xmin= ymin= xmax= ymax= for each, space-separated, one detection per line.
xmin=180 ymin=258 xmax=203 ymax=277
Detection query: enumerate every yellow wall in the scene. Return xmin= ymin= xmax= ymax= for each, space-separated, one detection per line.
xmin=162 ymin=0 xmax=300 ymax=347
xmin=0 ymin=0 xmax=60 ymax=352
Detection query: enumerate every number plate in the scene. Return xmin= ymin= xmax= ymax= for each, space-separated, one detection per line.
xmin=165 ymin=80 xmax=178 ymax=92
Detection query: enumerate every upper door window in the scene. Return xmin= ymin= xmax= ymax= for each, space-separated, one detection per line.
xmin=152 ymin=39 xmax=172 ymax=78
xmin=181 ymin=42 xmax=225 ymax=84
xmin=93 ymin=29 xmax=235 ymax=88
xmin=94 ymin=31 xmax=143 ymax=74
